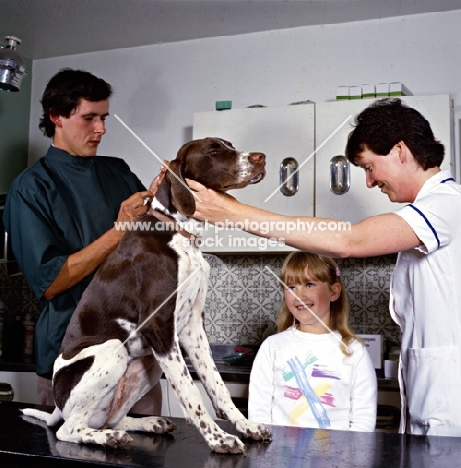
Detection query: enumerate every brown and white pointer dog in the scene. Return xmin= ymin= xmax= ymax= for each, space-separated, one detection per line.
xmin=23 ymin=138 xmax=271 ymax=454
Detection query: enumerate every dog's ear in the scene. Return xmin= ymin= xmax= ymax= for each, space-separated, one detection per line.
xmin=166 ymin=159 xmax=196 ymax=216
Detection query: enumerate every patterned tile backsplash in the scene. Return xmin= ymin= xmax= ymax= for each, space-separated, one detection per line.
xmin=203 ymin=254 xmax=401 ymax=347
xmin=0 ymin=265 xmax=41 ymax=324
xmin=0 ymin=253 xmax=401 ymax=352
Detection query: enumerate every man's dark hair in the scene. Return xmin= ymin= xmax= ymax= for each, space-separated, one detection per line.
xmin=39 ymin=68 xmax=113 ymax=138
xmin=345 ymin=98 xmax=444 ymax=169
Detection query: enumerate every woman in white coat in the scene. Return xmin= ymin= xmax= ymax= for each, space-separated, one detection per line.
xmin=187 ymin=98 xmax=461 ymax=437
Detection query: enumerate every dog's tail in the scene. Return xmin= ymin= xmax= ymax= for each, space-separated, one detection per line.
xmin=21 ymin=407 xmax=63 ymax=427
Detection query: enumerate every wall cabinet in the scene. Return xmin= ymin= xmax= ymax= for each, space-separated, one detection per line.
xmin=193 ymin=104 xmax=315 ymax=253
xmin=315 ymin=95 xmax=453 ymax=223
xmin=193 ymin=95 xmax=453 ymax=252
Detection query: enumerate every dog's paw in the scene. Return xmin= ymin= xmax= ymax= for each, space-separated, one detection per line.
xmin=150 ymin=417 xmax=177 ymax=434
xmin=114 ymin=415 xmax=177 ymax=434
xmin=236 ymin=420 xmax=272 ymax=442
xmin=105 ymin=430 xmax=133 ymax=449
xmin=210 ymin=433 xmax=246 ymax=454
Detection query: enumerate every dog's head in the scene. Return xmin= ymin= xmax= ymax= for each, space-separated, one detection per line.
xmin=156 ymin=137 xmax=266 ymax=216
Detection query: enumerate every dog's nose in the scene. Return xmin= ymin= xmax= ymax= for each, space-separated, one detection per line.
xmin=249 ymin=152 xmax=266 ymax=164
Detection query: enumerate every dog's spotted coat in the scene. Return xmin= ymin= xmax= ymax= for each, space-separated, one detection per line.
xmin=23 ymin=138 xmax=271 ymax=454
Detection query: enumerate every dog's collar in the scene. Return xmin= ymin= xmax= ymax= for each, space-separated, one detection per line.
xmin=150 ymin=209 xmax=200 ymax=242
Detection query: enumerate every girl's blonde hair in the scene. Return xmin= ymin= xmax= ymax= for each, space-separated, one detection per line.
xmin=276 ymin=252 xmax=358 ymax=356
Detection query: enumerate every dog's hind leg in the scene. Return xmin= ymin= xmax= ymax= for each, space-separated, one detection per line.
xmin=105 ymin=355 xmax=158 ymax=422
xmin=54 ymin=340 xmax=136 ymax=447
xmin=57 ymin=418 xmax=134 ymax=448
xmin=113 ymin=415 xmax=176 ymax=434
xmin=106 ymin=355 xmax=176 ymax=435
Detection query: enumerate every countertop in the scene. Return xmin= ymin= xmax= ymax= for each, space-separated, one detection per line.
xmin=0 ymin=402 xmax=460 ymax=468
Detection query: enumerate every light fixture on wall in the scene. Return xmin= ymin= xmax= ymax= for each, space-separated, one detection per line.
xmin=0 ymin=36 xmax=27 ymax=92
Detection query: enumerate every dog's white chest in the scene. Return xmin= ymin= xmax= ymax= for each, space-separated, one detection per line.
xmin=169 ymin=233 xmax=210 ymax=333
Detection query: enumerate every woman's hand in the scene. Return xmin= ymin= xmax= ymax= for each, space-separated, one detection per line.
xmin=186 ymin=179 xmax=238 ymax=223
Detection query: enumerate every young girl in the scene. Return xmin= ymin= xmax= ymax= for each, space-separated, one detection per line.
xmin=248 ymin=252 xmax=377 ymax=432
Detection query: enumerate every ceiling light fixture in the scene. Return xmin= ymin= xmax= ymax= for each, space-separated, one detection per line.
xmin=0 ymin=36 xmax=27 ymax=92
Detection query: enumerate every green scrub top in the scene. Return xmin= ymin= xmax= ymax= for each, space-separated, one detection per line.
xmin=3 ymin=146 xmax=146 ymax=376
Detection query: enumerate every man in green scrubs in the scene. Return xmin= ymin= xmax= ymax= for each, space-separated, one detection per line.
xmin=3 ymin=69 xmax=162 ymax=413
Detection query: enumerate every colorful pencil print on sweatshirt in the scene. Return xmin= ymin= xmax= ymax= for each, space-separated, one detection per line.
xmin=283 ymin=353 xmax=340 ymax=428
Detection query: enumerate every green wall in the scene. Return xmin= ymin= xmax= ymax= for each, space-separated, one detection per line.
xmin=0 ymin=55 xmax=32 ymax=194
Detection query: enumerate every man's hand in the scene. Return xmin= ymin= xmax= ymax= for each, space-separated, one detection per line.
xmin=116 ymin=190 xmax=154 ymax=224
xmin=118 ymin=162 xmax=169 ymax=223
xmin=43 ymin=163 xmax=170 ymax=301
xmin=148 ymin=161 xmax=168 ymax=193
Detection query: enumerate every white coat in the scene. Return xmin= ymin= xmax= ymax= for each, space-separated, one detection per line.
xmin=391 ymin=170 xmax=461 ymax=436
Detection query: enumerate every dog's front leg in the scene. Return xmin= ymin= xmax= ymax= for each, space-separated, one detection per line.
xmin=154 ymin=340 xmax=247 ymax=454
xmin=179 ymin=326 xmax=236 ymax=421
xmin=179 ymin=326 xmax=272 ymax=444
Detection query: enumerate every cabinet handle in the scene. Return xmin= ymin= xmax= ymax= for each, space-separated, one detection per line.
xmin=330 ymin=155 xmax=350 ymax=195
xmin=280 ymin=157 xmax=299 ymax=196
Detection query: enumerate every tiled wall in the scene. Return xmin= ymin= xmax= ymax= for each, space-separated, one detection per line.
xmin=203 ymin=254 xmax=401 ymax=347
xmin=0 ymin=253 xmax=401 ymax=353
xmin=0 ymin=264 xmax=41 ymax=356
xmin=0 ymin=265 xmax=40 ymax=325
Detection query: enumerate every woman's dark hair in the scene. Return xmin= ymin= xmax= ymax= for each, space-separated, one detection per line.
xmin=39 ymin=68 xmax=113 ymax=138
xmin=345 ymin=98 xmax=444 ymax=169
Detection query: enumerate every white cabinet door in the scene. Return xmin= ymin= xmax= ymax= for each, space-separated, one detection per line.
xmin=163 ymin=378 xmax=248 ymax=419
xmin=193 ymin=105 xmax=315 ymax=253
xmin=0 ymin=371 xmax=39 ymax=404
xmin=163 ymin=379 xmax=217 ymax=418
xmin=315 ymin=95 xmax=453 ymax=223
